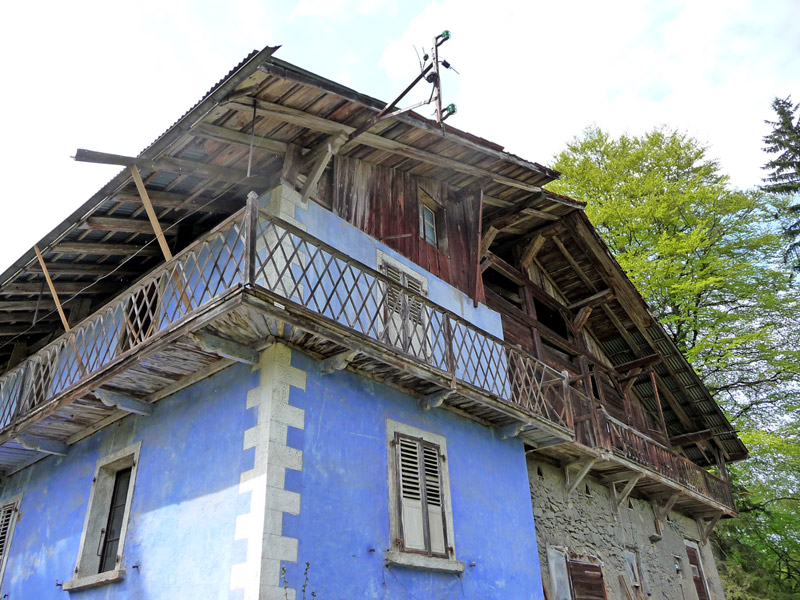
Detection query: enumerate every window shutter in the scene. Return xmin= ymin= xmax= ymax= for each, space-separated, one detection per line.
xmin=395 ymin=434 xmax=448 ymax=557
xmin=397 ymin=436 xmax=426 ymax=551
xmin=567 ymin=559 xmax=607 ymax=600
xmin=423 ymin=443 xmax=446 ymax=555
xmin=380 ymin=262 xmax=428 ymax=359
xmin=0 ymin=501 xmax=19 ymax=584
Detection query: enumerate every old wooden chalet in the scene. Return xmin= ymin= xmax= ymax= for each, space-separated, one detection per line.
xmin=0 ymin=45 xmax=743 ymax=599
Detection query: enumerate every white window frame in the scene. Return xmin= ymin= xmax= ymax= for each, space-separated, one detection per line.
xmin=63 ymin=442 xmax=141 ymax=592
xmin=385 ymin=419 xmax=463 ymax=573
xmin=0 ymin=493 xmax=23 ymax=588
xmin=377 ymin=251 xmax=431 ymax=361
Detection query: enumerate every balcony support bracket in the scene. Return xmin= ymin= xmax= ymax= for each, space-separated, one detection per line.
xmin=95 ymin=389 xmax=153 ymax=416
xmin=14 ymin=434 xmax=68 ymax=456
xmin=497 ymin=422 xmax=530 ymax=439
xmin=421 ymin=389 xmax=457 ymax=411
xmin=697 ymin=512 xmax=723 ymax=545
xmin=320 ymin=349 xmax=359 ymax=375
xmin=190 ymin=331 xmax=259 ymax=365
xmin=565 ymin=458 xmax=597 ymax=497
xmin=613 ymin=474 xmax=643 ymax=509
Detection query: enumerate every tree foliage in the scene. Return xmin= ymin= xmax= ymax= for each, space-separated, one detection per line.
xmin=549 ymin=126 xmax=800 ymax=598
xmin=762 ymin=96 xmax=800 ymax=269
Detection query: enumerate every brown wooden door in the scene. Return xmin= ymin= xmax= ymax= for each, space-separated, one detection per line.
xmin=567 ymin=559 xmax=607 ymax=600
xmin=685 ymin=545 xmax=710 ymax=600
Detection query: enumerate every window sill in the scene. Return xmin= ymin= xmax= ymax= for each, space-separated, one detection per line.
xmin=62 ymin=569 xmax=125 ymax=592
xmin=386 ymin=550 xmax=465 ymax=574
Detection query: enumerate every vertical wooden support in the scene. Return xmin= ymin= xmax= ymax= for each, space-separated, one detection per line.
xmin=650 ymin=370 xmax=670 ymax=441
xmin=474 ymin=189 xmax=484 ymax=308
xmin=33 ymin=245 xmax=70 ymax=332
xmin=244 ymin=191 xmax=259 ymax=285
xmin=130 ymin=165 xmax=173 ymax=261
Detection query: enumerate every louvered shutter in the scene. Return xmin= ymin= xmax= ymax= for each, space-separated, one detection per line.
xmin=381 ymin=263 xmax=428 ymax=359
xmin=395 ymin=434 xmax=447 ymax=556
xmin=0 ymin=501 xmax=19 ymax=584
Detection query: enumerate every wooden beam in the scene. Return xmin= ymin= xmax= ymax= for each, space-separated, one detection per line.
xmin=193 ymin=122 xmax=288 ymax=155
xmin=320 ymin=349 xmax=359 ymax=375
xmin=14 ymin=434 xmax=68 ymax=456
xmin=25 ymin=262 xmax=137 ymax=277
xmin=53 ymin=241 xmax=160 ymax=256
xmin=567 ymin=289 xmax=613 ymax=311
xmin=655 ymin=492 xmax=681 ymax=523
xmin=566 ymin=458 xmax=597 ymax=496
xmin=479 ymin=226 xmax=499 ymax=259
xmin=572 ymin=306 xmax=592 ymax=333
xmin=73 ymin=148 xmax=272 ymax=187
xmin=669 ymin=429 xmax=714 ymax=447
xmin=615 ymin=354 xmax=661 ymax=374
xmin=698 ymin=513 xmax=723 ymax=544
xmin=520 ymin=234 xmax=547 ymax=270
xmin=0 ymin=312 xmax=61 ymax=324
xmin=130 ymin=165 xmax=173 ymax=260
xmin=483 ymin=195 xmax=561 ymax=221
xmin=299 ymin=136 xmax=342 ymax=202
xmin=615 ymin=474 xmax=642 ymax=508
xmin=84 ymin=216 xmax=176 ymax=235
xmin=1 ymin=282 xmax=117 ymax=295
xmin=190 ymin=331 xmax=259 ymax=365
xmin=484 ymin=192 xmax=545 ymax=230
xmin=551 ymin=235 xmax=596 ymax=291
xmin=95 ymin=389 xmax=153 ymax=416
xmin=0 ymin=300 xmax=57 ymax=311
xmin=227 ymin=99 xmax=548 ymax=194
xmin=421 ymin=389 xmax=456 ymax=411
xmin=33 ymin=245 xmax=70 ymax=332
xmin=280 ymin=143 xmax=302 ymax=187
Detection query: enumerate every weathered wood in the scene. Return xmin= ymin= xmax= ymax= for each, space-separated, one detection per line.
xmin=74 ymin=148 xmax=271 ymax=187
xmin=497 ymin=422 xmax=529 ymax=439
xmin=655 ymin=491 xmax=681 ymax=523
xmin=572 ymin=306 xmax=592 ymax=333
xmin=85 ymin=216 xmax=175 ymax=235
xmin=33 ymin=245 xmax=70 ymax=332
xmin=567 ymin=289 xmax=613 ymax=311
xmin=53 ymin=241 xmax=160 ymax=256
xmin=615 ymin=474 xmax=642 ymax=508
xmin=520 ymin=234 xmax=547 ymax=270
xmin=190 ymin=331 xmax=259 ymax=365
xmin=95 ymin=389 xmax=153 ymax=416
xmin=130 ymin=165 xmax=173 ymax=260
xmin=25 ymin=262 xmax=137 ymax=276
xmin=669 ymin=429 xmax=714 ymax=447
xmin=479 ymin=226 xmax=499 ymax=258
xmin=1 ymin=282 xmax=117 ymax=294
xmin=193 ymin=122 xmax=288 ymax=155
xmin=615 ymin=354 xmax=661 ymax=373
xmin=698 ymin=513 xmax=723 ymax=544
xmin=484 ymin=192 xmax=545 ymax=230
xmin=483 ymin=194 xmax=562 ymax=221
xmin=299 ymin=139 xmax=337 ymax=202
xmin=320 ymin=349 xmax=359 ymax=375
xmin=565 ymin=458 xmax=597 ymax=496
xmin=15 ymin=434 xmax=68 ymax=456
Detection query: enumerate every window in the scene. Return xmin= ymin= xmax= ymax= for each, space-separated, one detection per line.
xmin=684 ymin=541 xmax=711 ymax=600
xmin=64 ymin=442 xmax=140 ymax=592
xmin=378 ymin=253 xmax=430 ymax=360
xmin=624 ymin=548 xmax=642 ymax=590
xmin=385 ymin=420 xmax=462 ymax=573
xmin=546 ymin=547 xmax=607 ymax=600
xmin=0 ymin=495 xmax=22 ymax=587
xmin=418 ymin=186 xmax=443 ymax=247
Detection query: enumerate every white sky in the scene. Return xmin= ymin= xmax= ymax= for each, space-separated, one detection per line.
xmin=1 ymin=0 xmax=797 ymax=273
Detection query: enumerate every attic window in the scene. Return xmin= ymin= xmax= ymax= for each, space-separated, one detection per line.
xmin=418 ymin=186 xmax=443 ymax=248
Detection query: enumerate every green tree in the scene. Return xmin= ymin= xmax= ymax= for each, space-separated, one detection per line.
xmin=762 ymin=96 xmax=800 ymax=269
xmin=549 ymin=126 xmax=800 ymax=598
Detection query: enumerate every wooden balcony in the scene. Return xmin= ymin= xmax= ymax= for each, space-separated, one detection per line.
xmin=0 ymin=196 xmax=734 ymax=517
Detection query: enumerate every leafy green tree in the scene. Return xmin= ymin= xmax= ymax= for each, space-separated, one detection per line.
xmin=549 ymin=126 xmax=800 ymax=598
xmin=761 ymin=96 xmax=800 ymax=269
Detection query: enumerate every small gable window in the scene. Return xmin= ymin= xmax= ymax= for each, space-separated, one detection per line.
xmin=418 ymin=186 xmax=443 ymax=248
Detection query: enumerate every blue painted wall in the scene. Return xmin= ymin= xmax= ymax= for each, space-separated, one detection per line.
xmin=281 ymin=350 xmax=544 ymax=599
xmin=0 ymin=363 xmax=257 ymax=600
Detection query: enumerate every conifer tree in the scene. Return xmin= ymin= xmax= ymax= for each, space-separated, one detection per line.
xmin=762 ymin=96 xmax=800 ymax=269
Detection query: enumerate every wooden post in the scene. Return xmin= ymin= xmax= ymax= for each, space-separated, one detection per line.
xmin=33 ymin=245 xmax=70 ymax=332
xmin=650 ymin=370 xmax=670 ymax=442
xmin=244 ymin=191 xmax=259 ymax=285
xmin=130 ymin=165 xmax=173 ymax=261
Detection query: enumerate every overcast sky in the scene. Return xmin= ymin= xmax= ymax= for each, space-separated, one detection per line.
xmin=1 ymin=0 xmax=798 ymax=273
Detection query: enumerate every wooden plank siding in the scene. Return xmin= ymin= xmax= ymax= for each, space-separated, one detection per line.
xmin=333 ymin=155 xmax=482 ymax=302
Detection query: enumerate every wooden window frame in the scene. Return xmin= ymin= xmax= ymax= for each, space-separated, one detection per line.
xmin=385 ymin=419 xmax=463 ymax=574
xmin=418 ymin=185 xmax=446 ymax=251
xmin=0 ymin=494 xmax=22 ymax=588
xmin=684 ymin=540 xmax=711 ymax=600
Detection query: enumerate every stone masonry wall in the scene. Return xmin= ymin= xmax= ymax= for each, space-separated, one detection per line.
xmin=529 ymin=458 xmax=726 ymax=600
